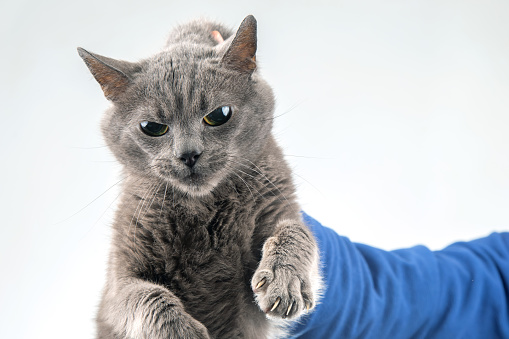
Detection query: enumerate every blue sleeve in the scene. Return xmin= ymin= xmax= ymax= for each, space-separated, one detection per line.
xmin=290 ymin=213 xmax=509 ymax=339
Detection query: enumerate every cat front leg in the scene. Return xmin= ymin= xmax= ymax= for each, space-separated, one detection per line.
xmin=251 ymin=219 xmax=322 ymax=320
xmin=97 ymin=278 xmax=210 ymax=339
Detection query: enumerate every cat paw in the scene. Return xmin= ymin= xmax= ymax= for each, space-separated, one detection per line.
xmin=251 ymin=259 xmax=317 ymax=320
xmin=178 ymin=316 xmax=211 ymax=339
xmin=149 ymin=307 xmax=211 ymax=339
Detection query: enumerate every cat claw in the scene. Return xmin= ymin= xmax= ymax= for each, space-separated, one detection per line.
xmin=255 ymin=278 xmax=266 ymax=289
xmin=285 ymin=302 xmax=294 ymax=316
xmin=252 ymin=232 xmax=319 ymax=320
xmin=270 ymin=297 xmax=281 ymax=312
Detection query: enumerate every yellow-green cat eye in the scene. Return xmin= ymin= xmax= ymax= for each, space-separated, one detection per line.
xmin=203 ymin=106 xmax=232 ymax=126
xmin=140 ymin=121 xmax=169 ymax=137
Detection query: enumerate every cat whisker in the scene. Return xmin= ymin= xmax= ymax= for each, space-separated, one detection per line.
xmin=94 ymin=190 xmax=123 ymax=226
xmin=261 ymin=100 xmax=304 ymax=122
xmin=226 ymin=157 xmax=288 ymax=207
xmin=284 ymin=154 xmax=332 ymax=160
xmin=227 ymin=166 xmax=269 ymax=201
xmin=226 ymin=163 xmax=266 ymax=201
xmin=240 ymin=157 xmax=294 ymax=204
xmin=54 ymin=175 xmax=129 ymax=225
xmin=232 ymin=156 xmax=298 ymax=214
xmin=227 ymin=179 xmax=241 ymax=199
xmin=128 ymin=181 xmax=157 ymax=239
xmin=75 ymin=188 xmax=124 ymax=247
xmin=292 ymin=171 xmax=324 ymax=197
xmin=226 ymin=166 xmax=257 ymax=202
xmin=172 ymin=185 xmax=175 ymax=208
xmin=134 ymin=181 xmax=163 ymax=243
xmin=87 ymin=175 xmax=146 ymax=238
xmin=70 ymin=145 xmax=108 ymax=149
xmin=159 ymin=181 xmax=169 ymax=218
xmin=227 ymin=159 xmax=269 ymax=184
xmin=231 ymin=154 xmax=323 ymax=196
xmin=140 ymin=180 xmax=164 ymax=222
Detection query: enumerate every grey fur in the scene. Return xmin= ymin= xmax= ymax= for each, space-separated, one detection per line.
xmin=78 ymin=15 xmax=321 ymax=339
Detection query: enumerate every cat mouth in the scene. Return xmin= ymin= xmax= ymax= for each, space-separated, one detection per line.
xmin=155 ymin=163 xmax=222 ymax=197
xmin=174 ymin=171 xmax=220 ymax=197
xmin=187 ymin=172 xmax=201 ymax=180
xmin=180 ymin=170 xmax=206 ymax=185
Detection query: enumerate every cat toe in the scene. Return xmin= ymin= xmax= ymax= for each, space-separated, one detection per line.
xmin=253 ymin=268 xmax=309 ymax=320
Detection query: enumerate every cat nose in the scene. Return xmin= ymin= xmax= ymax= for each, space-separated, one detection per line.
xmin=179 ymin=151 xmax=202 ymax=168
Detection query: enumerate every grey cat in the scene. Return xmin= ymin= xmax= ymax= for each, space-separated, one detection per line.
xmin=78 ymin=15 xmax=321 ymax=339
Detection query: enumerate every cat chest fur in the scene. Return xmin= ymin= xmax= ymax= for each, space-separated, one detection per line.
xmin=111 ymin=187 xmax=270 ymax=337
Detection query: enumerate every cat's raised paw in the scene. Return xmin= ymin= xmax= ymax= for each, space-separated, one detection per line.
xmin=251 ymin=263 xmax=316 ymax=320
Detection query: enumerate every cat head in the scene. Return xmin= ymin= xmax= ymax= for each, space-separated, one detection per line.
xmin=78 ymin=15 xmax=275 ymax=197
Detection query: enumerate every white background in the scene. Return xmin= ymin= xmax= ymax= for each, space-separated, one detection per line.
xmin=1 ymin=0 xmax=508 ymax=338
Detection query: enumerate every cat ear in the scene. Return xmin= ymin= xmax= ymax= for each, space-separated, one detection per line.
xmin=214 ymin=34 xmax=235 ymax=55
xmin=77 ymin=47 xmax=136 ymax=101
xmin=221 ymin=15 xmax=257 ymax=74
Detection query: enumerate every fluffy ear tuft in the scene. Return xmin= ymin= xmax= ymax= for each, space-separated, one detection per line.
xmin=77 ymin=47 xmax=132 ymax=101
xmin=221 ymin=15 xmax=257 ymax=74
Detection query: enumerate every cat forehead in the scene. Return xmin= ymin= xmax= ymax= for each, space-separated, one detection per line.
xmin=137 ymin=53 xmax=244 ymax=99
xmin=140 ymin=50 xmax=229 ymax=87
xmin=151 ymin=44 xmax=220 ymax=68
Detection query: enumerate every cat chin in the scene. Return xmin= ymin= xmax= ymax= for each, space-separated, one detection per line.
xmin=170 ymin=175 xmax=222 ymax=198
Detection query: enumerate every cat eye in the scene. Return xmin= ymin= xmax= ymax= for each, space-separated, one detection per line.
xmin=140 ymin=121 xmax=169 ymax=137
xmin=203 ymin=106 xmax=232 ymax=126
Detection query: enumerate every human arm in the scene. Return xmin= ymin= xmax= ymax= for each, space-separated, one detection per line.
xmin=291 ymin=213 xmax=509 ymax=338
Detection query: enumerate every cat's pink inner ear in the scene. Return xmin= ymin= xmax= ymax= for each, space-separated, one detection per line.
xmin=211 ymin=31 xmax=224 ymax=44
